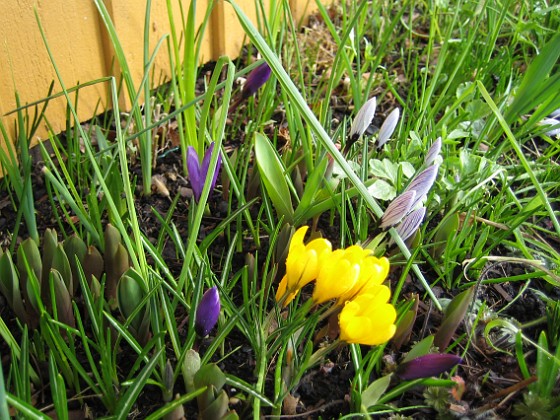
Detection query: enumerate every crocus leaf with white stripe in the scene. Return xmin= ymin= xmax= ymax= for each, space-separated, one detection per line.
xmin=380 ymin=190 xmax=416 ymax=229
xmin=377 ymin=108 xmax=400 ymax=148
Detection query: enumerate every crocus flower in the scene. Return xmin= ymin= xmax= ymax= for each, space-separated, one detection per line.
xmin=187 ymin=142 xmax=222 ymax=203
xmin=349 ymin=97 xmax=377 ymax=140
xmin=336 ymin=254 xmax=390 ymax=304
xmin=396 ymin=353 xmax=462 ymax=380
xmin=394 ymin=207 xmax=426 ymax=243
xmin=424 ymin=137 xmax=442 ymax=166
xmin=403 ymin=164 xmax=439 ymax=210
xmin=312 ymin=246 xmax=365 ymax=304
xmin=339 ymin=284 xmax=397 ymax=345
xmin=380 ymin=190 xmax=416 ymax=229
xmin=377 ymin=108 xmax=400 ymax=148
xmin=229 ymin=62 xmax=272 ymax=113
xmin=275 ymin=226 xmax=332 ymax=306
xmin=195 ymin=286 xmax=221 ymax=337
xmin=344 ymin=97 xmax=377 ymax=154
xmin=242 ymin=62 xmax=272 ymax=98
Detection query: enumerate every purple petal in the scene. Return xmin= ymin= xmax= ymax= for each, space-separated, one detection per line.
xmin=397 ymin=353 xmax=462 ymax=380
xmin=424 ymin=137 xmax=442 ymax=166
xmin=395 ymin=207 xmax=426 ymax=242
xmin=380 ymin=190 xmax=416 ymax=229
xmin=244 ymin=62 xmax=272 ymax=97
xmin=187 ymin=146 xmax=202 ymax=202
xmin=404 ymin=165 xmax=439 ymax=209
xmin=377 ymin=108 xmax=400 ymax=148
xmin=203 ymin=142 xmax=222 ymax=193
xmin=350 ymin=97 xmax=377 ymax=139
xmin=195 ymin=287 xmax=221 ymax=337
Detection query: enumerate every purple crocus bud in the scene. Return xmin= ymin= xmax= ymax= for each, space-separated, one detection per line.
xmin=186 ymin=142 xmax=222 ymax=203
xmin=243 ymin=62 xmax=272 ymax=98
xmin=394 ymin=207 xmax=426 ymax=242
xmin=195 ymin=287 xmax=221 ymax=337
xmin=404 ymin=164 xmax=439 ymax=210
xmin=380 ymin=190 xmax=416 ymax=229
xmin=396 ymin=353 xmax=462 ymax=380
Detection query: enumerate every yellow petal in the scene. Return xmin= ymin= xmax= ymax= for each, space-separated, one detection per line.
xmin=339 ymin=287 xmax=397 ymax=345
xmin=337 ymin=255 xmax=390 ymax=304
xmin=313 ymin=249 xmax=360 ymax=304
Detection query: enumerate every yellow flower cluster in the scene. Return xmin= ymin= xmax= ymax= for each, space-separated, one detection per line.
xmin=276 ymin=226 xmax=397 ymax=346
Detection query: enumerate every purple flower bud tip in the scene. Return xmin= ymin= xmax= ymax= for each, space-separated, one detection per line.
xmin=195 ymin=286 xmax=221 ymax=337
xmin=243 ymin=62 xmax=272 ymax=97
xmin=186 ymin=142 xmax=222 ymax=203
xmin=396 ymin=353 xmax=462 ymax=381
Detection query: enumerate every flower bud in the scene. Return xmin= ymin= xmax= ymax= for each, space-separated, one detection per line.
xmin=243 ymin=62 xmax=272 ymax=97
xmin=349 ymin=96 xmax=377 ymax=140
xmin=195 ymin=287 xmax=221 ymax=337
xmin=377 ymin=108 xmax=400 ymax=148
xmin=396 ymin=353 xmax=462 ymax=380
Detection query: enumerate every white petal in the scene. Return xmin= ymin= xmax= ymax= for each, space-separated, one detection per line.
xmin=349 ymin=97 xmax=377 ymax=139
xmin=377 ymin=108 xmax=400 ymax=148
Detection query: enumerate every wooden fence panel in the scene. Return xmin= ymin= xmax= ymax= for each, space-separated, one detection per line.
xmin=0 ymin=0 xmax=319 ymax=150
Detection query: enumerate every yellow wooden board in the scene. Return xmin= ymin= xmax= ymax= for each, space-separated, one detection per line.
xmin=0 ymin=0 xmax=320 ymax=152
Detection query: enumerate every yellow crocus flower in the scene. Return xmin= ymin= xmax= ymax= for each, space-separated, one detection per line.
xmin=312 ymin=246 xmax=365 ymax=304
xmin=336 ymin=255 xmax=390 ymax=304
xmin=276 ymin=226 xmax=332 ymax=305
xmin=339 ymin=285 xmax=397 ymax=345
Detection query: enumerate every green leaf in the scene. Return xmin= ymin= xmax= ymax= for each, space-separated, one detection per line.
xmin=49 ymin=352 xmax=68 ymax=419
xmin=115 ymin=347 xmax=164 ymax=417
xmin=297 ymin=158 xmax=328 ymax=212
xmin=254 ymin=132 xmax=294 ymax=223
xmin=403 ymin=335 xmax=434 ymax=363
xmin=505 ymin=33 xmax=560 ymax=124
xmin=63 ymin=235 xmax=87 ymax=296
xmin=51 ymin=244 xmax=73 ymax=298
xmin=17 ymin=239 xmax=43 ymax=315
xmin=434 ymin=287 xmax=475 ymax=350
xmin=361 ymin=374 xmax=393 ymax=409
xmin=117 ymin=269 xmax=147 ymax=334
xmin=0 ymin=252 xmax=26 ymax=322
xmin=50 ymin=270 xmax=75 ymax=328
xmin=367 ymin=179 xmax=396 ymax=200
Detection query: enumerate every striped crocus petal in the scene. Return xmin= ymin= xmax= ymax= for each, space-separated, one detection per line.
xmin=380 ymin=190 xmax=416 ymax=229
xmin=349 ymin=96 xmax=377 ymax=140
xmin=395 ymin=207 xmax=426 ymax=242
xmin=424 ymin=137 xmax=442 ymax=166
xmin=404 ymin=164 xmax=439 ymax=209
xmin=396 ymin=353 xmax=462 ymax=380
xmin=377 ymin=108 xmax=400 ymax=148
